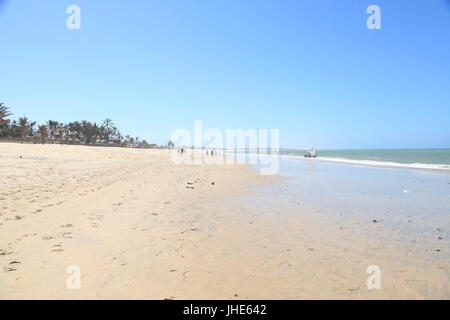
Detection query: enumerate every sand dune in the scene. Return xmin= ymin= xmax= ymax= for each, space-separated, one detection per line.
xmin=0 ymin=143 xmax=447 ymax=299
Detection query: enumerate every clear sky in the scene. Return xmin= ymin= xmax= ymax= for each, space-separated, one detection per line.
xmin=1 ymin=0 xmax=449 ymax=149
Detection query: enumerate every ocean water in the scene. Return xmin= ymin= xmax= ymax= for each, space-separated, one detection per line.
xmin=237 ymin=154 xmax=450 ymax=254
xmin=224 ymin=149 xmax=450 ymax=228
xmin=232 ymin=149 xmax=450 ymax=170
xmin=224 ymin=154 xmax=450 ymax=298
xmin=277 ymin=157 xmax=449 ymax=221
xmin=280 ymin=149 xmax=450 ymax=165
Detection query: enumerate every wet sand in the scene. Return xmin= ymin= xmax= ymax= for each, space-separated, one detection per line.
xmin=0 ymin=143 xmax=448 ymax=299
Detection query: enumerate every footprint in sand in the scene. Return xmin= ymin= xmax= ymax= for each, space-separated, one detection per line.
xmin=344 ymin=285 xmax=361 ymax=292
xmin=22 ymin=233 xmax=37 ymax=238
xmin=0 ymin=249 xmax=12 ymax=256
xmin=62 ymin=231 xmax=72 ymax=239
xmin=3 ymin=266 xmax=17 ymax=272
xmin=279 ymin=262 xmax=293 ymax=267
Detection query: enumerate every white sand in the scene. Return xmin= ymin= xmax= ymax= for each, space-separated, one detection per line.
xmin=0 ymin=143 xmax=447 ymax=299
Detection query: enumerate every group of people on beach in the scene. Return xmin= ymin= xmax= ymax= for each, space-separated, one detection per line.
xmin=177 ymin=147 xmax=218 ymax=156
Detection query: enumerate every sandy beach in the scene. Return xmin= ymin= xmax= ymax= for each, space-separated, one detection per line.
xmin=0 ymin=143 xmax=448 ymax=299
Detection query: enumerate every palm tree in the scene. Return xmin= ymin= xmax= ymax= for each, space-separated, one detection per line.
xmin=92 ymin=123 xmax=100 ymax=144
xmin=57 ymin=125 xmax=66 ymax=145
xmin=0 ymin=103 xmax=12 ymax=126
xmin=167 ymin=140 xmax=174 ymax=149
xmin=8 ymin=120 xmax=20 ymax=138
xmin=80 ymin=120 xmax=91 ymax=144
xmin=111 ymin=126 xmax=121 ymax=144
xmin=47 ymin=120 xmax=58 ymax=143
xmin=37 ymin=124 xmax=48 ymax=144
xmin=70 ymin=131 xmax=77 ymax=144
xmin=19 ymin=116 xmax=28 ymax=143
xmin=67 ymin=121 xmax=82 ymax=145
xmin=28 ymin=121 xmax=37 ymax=138
xmin=0 ymin=103 xmax=12 ymax=137
xmin=100 ymin=118 xmax=115 ymax=143
xmin=116 ymin=132 xmax=123 ymax=144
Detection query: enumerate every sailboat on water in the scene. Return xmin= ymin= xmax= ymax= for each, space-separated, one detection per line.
xmin=304 ymin=144 xmax=318 ymax=158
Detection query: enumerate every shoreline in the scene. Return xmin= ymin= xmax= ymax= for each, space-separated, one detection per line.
xmin=224 ymin=151 xmax=450 ymax=173
xmin=297 ymin=156 xmax=450 ymax=173
xmin=0 ymin=143 xmax=448 ymax=299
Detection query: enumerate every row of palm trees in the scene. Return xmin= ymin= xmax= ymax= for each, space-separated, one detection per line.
xmin=0 ymin=103 xmax=150 ymax=146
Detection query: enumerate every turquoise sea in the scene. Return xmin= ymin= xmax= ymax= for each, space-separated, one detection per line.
xmin=280 ymin=149 xmax=450 ymax=166
xmin=229 ymin=149 xmax=450 ymax=170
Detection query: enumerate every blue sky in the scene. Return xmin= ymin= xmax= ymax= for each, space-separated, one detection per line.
xmin=1 ymin=0 xmax=449 ymax=149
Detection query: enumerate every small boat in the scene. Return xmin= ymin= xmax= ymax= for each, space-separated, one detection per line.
xmin=304 ymin=144 xmax=318 ymax=158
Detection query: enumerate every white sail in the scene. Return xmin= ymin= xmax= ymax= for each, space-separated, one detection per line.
xmin=304 ymin=143 xmax=317 ymax=158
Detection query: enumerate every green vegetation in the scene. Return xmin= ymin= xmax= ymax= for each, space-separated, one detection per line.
xmin=0 ymin=103 xmax=171 ymax=148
